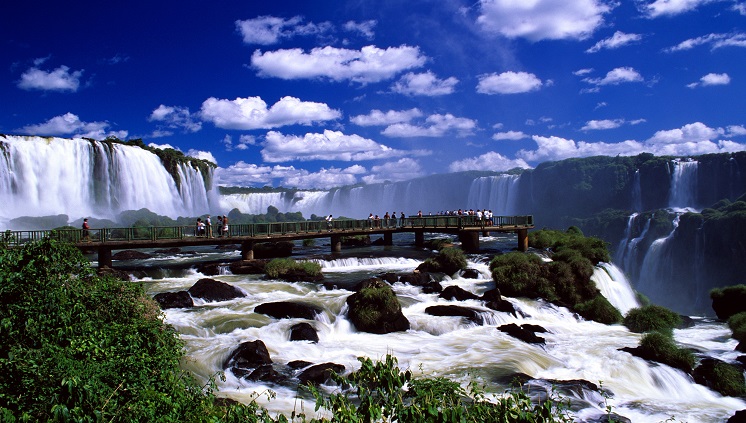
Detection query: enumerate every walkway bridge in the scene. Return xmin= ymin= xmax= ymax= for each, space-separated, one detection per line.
xmin=3 ymin=215 xmax=534 ymax=268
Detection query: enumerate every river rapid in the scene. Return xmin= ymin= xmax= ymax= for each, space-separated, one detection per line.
xmin=132 ymin=233 xmax=744 ymax=422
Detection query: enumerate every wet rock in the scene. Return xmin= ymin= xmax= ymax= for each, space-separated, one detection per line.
xmin=341 ymin=235 xmax=371 ymax=247
xmin=246 ymin=364 xmax=288 ymax=384
xmin=154 ymin=247 xmax=181 ymax=254
xmin=692 ymin=358 xmax=746 ymax=397
xmin=229 ymin=260 xmax=268 ymax=275
xmin=585 ymin=413 xmax=632 ymax=423
xmin=112 ymin=250 xmax=152 ymax=260
xmin=728 ymin=409 xmax=746 ymax=423
xmin=498 ymin=323 xmax=546 ymax=345
xmin=351 ymin=277 xmax=390 ymax=292
xmin=421 ymin=281 xmax=443 ymax=294
xmin=290 ymin=322 xmax=319 ymax=343
xmin=254 ymin=241 xmax=294 ymax=259
xmin=440 ymin=285 xmax=479 ymax=301
xmin=223 ymin=340 xmax=272 ymax=371
xmin=297 ymin=363 xmax=345 ymax=385
xmin=188 ymin=278 xmax=245 ymax=302
xmin=153 ymin=290 xmax=194 ymax=309
xmin=255 ymin=301 xmax=323 ymax=320
xmin=346 ymin=278 xmax=410 ymax=334
xmin=425 ymin=305 xmax=483 ymax=325
xmin=288 ymin=360 xmax=313 ymax=370
xmin=461 ymin=269 xmax=480 ymax=279
xmin=195 ymin=263 xmax=222 ymax=276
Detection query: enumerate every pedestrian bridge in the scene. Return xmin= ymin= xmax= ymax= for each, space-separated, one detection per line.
xmin=3 ymin=215 xmax=534 ymax=268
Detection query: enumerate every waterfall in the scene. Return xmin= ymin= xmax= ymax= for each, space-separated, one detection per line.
xmin=0 ymin=135 xmax=214 ymax=223
xmin=592 ymin=263 xmax=639 ymax=315
xmin=220 ymin=192 xmax=292 ymax=215
xmin=616 ymin=215 xmax=651 ymax=281
xmin=615 ymin=213 xmax=638 ymax=265
xmin=466 ymin=174 xmax=520 ymax=215
xmin=632 ymin=169 xmax=642 ymax=212
xmin=636 ymin=214 xmax=681 ymax=305
xmin=668 ymin=160 xmax=698 ymax=210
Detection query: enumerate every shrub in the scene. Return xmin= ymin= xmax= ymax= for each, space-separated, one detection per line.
xmin=638 ymin=332 xmax=695 ymax=373
xmin=423 ymin=238 xmax=451 ymax=250
xmin=623 ymin=305 xmax=681 ymax=334
xmin=490 ymin=253 xmax=555 ymax=302
xmin=574 ymin=295 xmax=623 ymax=325
xmin=529 ymin=228 xmax=610 ymax=264
xmin=423 ymin=247 xmax=467 ymax=275
xmin=710 ymin=285 xmax=746 ymax=320
xmin=265 ymin=258 xmax=322 ymax=279
xmin=727 ymin=312 xmax=746 ymax=344
xmin=302 ymin=238 xmax=315 ymax=247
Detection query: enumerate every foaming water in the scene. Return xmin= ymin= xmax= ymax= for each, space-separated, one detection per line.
xmin=591 ymin=263 xmax=639 ymax=316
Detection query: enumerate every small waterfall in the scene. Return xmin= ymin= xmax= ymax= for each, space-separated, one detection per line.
xmin=220 ymin=192 xmax=291 ymax=215
xmin=632 ymin=169 xmax=642 ymax=212
xmin=668 ymin=160 xmax=698 ymax=210
xmin=636 ymin=214 xmax=681 ymax=302
xmin=592 ymin=263 xmax=639 ymax=315
xmin=466 ymin=174 xmax=520 ymax=215
xmin=615 ymin=213 xmax=638 ymax=265
xmin=617 ymin=215 xmax=651 ymax=280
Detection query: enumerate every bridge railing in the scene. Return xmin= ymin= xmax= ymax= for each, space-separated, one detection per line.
xmin=1 ymin=215 xmax=533 ymax=247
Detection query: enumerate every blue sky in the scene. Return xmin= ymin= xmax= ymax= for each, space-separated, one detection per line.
xmin=2 ymin=0 xmax=746 ymax=189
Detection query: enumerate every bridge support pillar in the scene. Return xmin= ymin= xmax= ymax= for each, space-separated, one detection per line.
xmin=414 ymin=230 xmax=424 ymax=247
xmin=330 ymin=235 xmax=342 ymax=253
xmin=98 ymin=247 xmax=112 ymax=269
xmin=383 ymin=232 xmax=393 ymax=245
xmin=241 ymin=241 xmax=255 ymax=260
xmin=459 ymin=231 xmax=480 ymax=253
xmin=517 ymin=229 xmax=529 ymax=252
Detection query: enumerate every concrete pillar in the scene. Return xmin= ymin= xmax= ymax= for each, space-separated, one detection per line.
xmin=458 ymin=231 xmax=479 ymax=253
xmin=517 ymin=229 xmax=529 ymax=252
xmin=241 ymin=241 xmax=255 ymax=260
xmin=414 ymin=231 xmax=425 ymax=247
xmin=330 ymin=235 xmax=342 ymax=253
xmin=98 ymin=247 xmax=112 ymax=269
xmin=383 ymin=232 xmax=393 ymax=245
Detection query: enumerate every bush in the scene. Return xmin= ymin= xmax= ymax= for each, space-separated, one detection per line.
xmin=265 ymin=258 xmax=322 ymax=279
xmin=529 ymin=228 xmax=610 ymax=264
xmin=574 ymin=295 xmax=623 ymax=325
xmin=490 ymin=253 xmax=555 ymax=302
xmin=422 ymin=247 xmax=468 ymax=275
xmin=693 ymin=359 xmax=746 ymax=397
xmin=728 ymin=312 xmax=746 ymax=344
xmin=638 ymin=332 xmax=695 ymax=373
xmin=710 ymin=285 xmax=746 ymax=320
xmin=623 ymin=305 xmax=682 ymax=334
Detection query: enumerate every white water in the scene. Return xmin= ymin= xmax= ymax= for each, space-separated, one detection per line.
xmin=669 ymin=160 xmax=698 ymax=211
xmin=636 ymin=215 xmax=681 ymax=301
xmin=0 ymin=135 xmax=215 ymax=223
xmin=467 ymin=174 xmax=520 ymax=215
xmin=139 ymin=246 xmax=744 ymax=422
xmin=591 ymin=263 xmax=639 ymax=316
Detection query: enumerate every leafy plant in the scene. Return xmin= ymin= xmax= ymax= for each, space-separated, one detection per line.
xmin=623 ymin=305 xmax=681 ymax=334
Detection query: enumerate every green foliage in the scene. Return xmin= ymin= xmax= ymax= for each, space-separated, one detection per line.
xmin=302 ymin=238 xmax=316 ymax=247
xmin=574 ymin=295 xmax=623 ymax=325
xmin=265 ymin=258 xmax=321 ymax=279
xmin=623 ymin=305 xmax=682 ymax=334
xmin=529 ymin=229 xmax=610 ymax=265
xmin=307 ymin=355 xmax=573 ymax=423
xmin=696 ymin=360 xmax=746 ymax=397
xmin=638 ymin=332 xmax=695 ymax=373
xmin=710 ymin=285 xmax=746 ymax=320
xmin=491 ymin=253 xmax=556 ymax=302
xmin=727 ymin=312 xmax=746 ymax=344
xmin=353 ymin=283 xmax=401 ymax=328
xmin=422 ymin=247 xmax=468 ymax=275
xmin=423 ymin=238 xmax=452 ymax=251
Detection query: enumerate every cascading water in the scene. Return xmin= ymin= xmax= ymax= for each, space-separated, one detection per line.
xmin=668 ymin=160 xmax=698 ymax=211
xmin=615 ymin=215 xmax=651 ymax=281
xmin=466 ymin=174 xmax=520 ymax=215
xmin=591 ymin=263 xmax=639 ymax=316
xmin=0 ymin=135 xmax=215 ymax=223
xmin=636 ymin=214 xmax=681 ymax=308
xmin=631 ymin=169 xmax=642 ymax=212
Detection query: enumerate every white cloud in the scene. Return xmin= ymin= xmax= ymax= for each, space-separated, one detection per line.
xmin=283 ymin=166 xmax=366 ymax=189
xmin=477 ymin=71 xmax=543 ymax=94
xmin=391 ymin=71 xmax=458 ymax=96
xmin=583 ymin=67 xmax=644 ymax=86
xmin=261 ymin=130 xmax=418 ymax=162
xmin=586 ymin=31 xmax=642 ymax=53
xmin=251 ymin=45 xmax=427 ymax=84
xmin=186 ymin=149 xmax=217 ymax=164
xmin=726 ymin=125 xmax=746 ymax=136
xmin=362 ymin=158 xmax=425 ymax=184
xmin=344 ymin=20 xmax=377 ymax=39
xmin=647 ymin=122 xmax=722 ymax=144
xmin=148 ymin=143 xmax=176 ymax=150
xmin=149 ymin=105 xmax=202 ymax=132
xmin=381 ymin=113 xmax=477 ymax=138
xmin=734 ymin=3 xmax=746 ymax=15
xmin=216 ymin=162 xmax=300 ymax=187
xmin=222 ymin=134 xmax=257 ymax=151
xmin=350 ymin=108 xmax=423 ymax=126
xmin=235 ymin=16 xmax=332 ymax=45
xmin=18 ymin=112 xmax=126 ymax=139
xmin=492 ymin=131 xmax=528 ymax=140
xmin=582 ymin=119 xmax=624 ymax=130
xmin=448 ymin=151 xmax=531 ymax=172
xmin=639 ymin=0 xmax=723 ymax=18
xmin=200 ymin=96 xmax=341 ymax=130
xmin=573 ymin=68 xmax=595 ymax=76
xmin=687 ymin=72 xmax=731 ymax=88
xmin=17 ymin=65 xmax=83 ymax=92
xmin=476 ymin=0 xmax=611 ymax=41
xmin=665 ymin=32 xmax=746 ymax=52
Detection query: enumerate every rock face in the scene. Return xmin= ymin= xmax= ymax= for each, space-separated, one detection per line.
xmin=229 ymin=260 xmax=268 ymax=275
xmin=188 ymin=278 xmax=245 ymax=302
xmin=290 ymin=323 xmax=319 ymax=343
xmin=346 ymin=278 xmax=410 ymax=334
xmin=111 ymin=250 xmax=152 ymax=260
xmin=481 ymin=288 xmax=517 ymax=316
xmin=297 ymin=363 xmax=345 ymax=385
xmin=223 ymin=340 xmax=273 ymax=373
xmin=253 ymin=241 xmax=293 ymax=259
xmin=425 ymin=305 xmax=483 ymax=325
xmin=461 ymin=269 xmax=480 ymax=279
xmin=692 ymin=358 xmax=746 ymax=397
xmin=440 ymin=286 xmax=479 ymax=301
xmin=710 ymin=286 xmax=746 ymax=320
xmin=153 ymin=291 xmax=194 ymax=309
xmin=498 ymin=323 xmax=546 ymax=345
xmin=254 ymin=301 xmax=322 ymax=320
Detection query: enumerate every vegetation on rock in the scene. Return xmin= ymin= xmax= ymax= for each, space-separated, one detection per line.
xmin=623 ymin=305 xmax=682 ymax=335
xmin=264 ymin=258 xmax=322 ymax=280
xmin=419 ymin=247 xmax=468 ymax=275
xmin=636 ymin=332 xmax=695 ymax=373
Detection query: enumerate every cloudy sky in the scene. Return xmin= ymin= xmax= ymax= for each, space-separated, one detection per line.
xmin=3 ymin=0 xmax=745 ymax=188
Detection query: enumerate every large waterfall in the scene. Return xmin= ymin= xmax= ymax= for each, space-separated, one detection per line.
xmin=0 ymin=135 xmax=216 ymax=223
xmin=668 ymin=160 xmax=698 ymax=210
xmin=467 ymin=174 xmax=520 ymax=215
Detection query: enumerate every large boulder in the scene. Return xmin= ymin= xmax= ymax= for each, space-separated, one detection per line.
xmin=425 ymin=305 xmax=483 ymax=325
xmin=229 ymin=260 xmax=268 ymax=275
xmin=153 ymin=291 xmax=194 ymax=309
xmin=498 ymin=323 xmax=546 ymax=345
xmin=692 ymin=358 xmax=746 ymax=397
xmin=346 ymin=278 xmax=410 ymax=334
xmin=711 ymin=285 xmax=746 ymax=320
xmin=188 ymin=278 xmax=245 ymax=302
xmin=253 ymin=241 xmax=294 ymax=259
xmin=245 ymin=364 xmax=288 ymax=384
xmin=112 ymin=250 xmax=152 ymax=260
xmin=440 ymin=285 xmax=479 ymax=301
xmin=481 ymin=288 xmax=517 ymax=316
xmin=223 ymin=340 xmax=273 ymax=375
xmin=254 ymin=301 xmax=323 ymax=320
xmin=290 ymin=322 xmax=319 ymax=343
xmin=297 ymin=363 xmax=345 ymax=385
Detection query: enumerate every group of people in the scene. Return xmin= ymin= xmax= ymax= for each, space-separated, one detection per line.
xmin=196 ymin=214 xmax=230 ymax=237
xmin=367 ymin=212 xmax=407 ymax=229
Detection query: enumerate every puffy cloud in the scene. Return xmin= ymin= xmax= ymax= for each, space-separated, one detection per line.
xmin=586 ymin=31 xmax=642 ymax=53
xmin=492 ymin=131 xmax=528 ymax=140
xmin=639 ymin=0 xmax=722 ymax=18
xmin=344 ymin=20 xmax=377 ymax=39
xmin=477 ymin=71 xmax=543 ymax=94
xmin=581 ymin=119 xmax=646 ymax=130
xmin=381 ymin=113 xmax=477 ymax=138
xmin=665 ymin=32 xmax=746 ymax=52
xmin=200 ymin=96 xmax=341 ymax=130
xmin=362 ymin=158 xmax=425 ymax=184
xmin=448 ymin=151 xmax=531 ymax=172
xmin=261 ymin=130 xmax=418 ymax=162
xmin=583 ymin=67 xmax=643 ymax=86
xmin=284 ymin=165 xmax=366 ymax=189
xmin=687 ymin=72 xmax=731 ymax=88
xmin=149 ymin=105 xmax=202 ymax=132
xmin=350 ymin=108 xmax=423 ymax=126
xmin=647 ymin=122 xmax=722 ymax=144
xmin=727 ymin=125 xmax=746 ymax=136
xmin=573 ymin=68 xmax=594 ymax=76
xmin=17 ymin=65 xmax=83 ymax=92
xmin=391 ymin=71 xmax=458 ymax=96
xmin=476 ymin=0 xmax=611 ymax=41
xmin=251 ymin=45 xmax=427 ymax=84
xmin=18 ymin=112 xmax=126 ymax=139
xmin=235 ymin=16 xmax=332 ymax=45
xmin=215 ymin=162 xmax=302 ymax=187
xmin=186 ymin=149 xmax=217 ymax=164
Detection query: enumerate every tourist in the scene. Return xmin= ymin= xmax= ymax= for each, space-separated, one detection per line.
xmin=222 ymin=215 xmax=229 ymax=237
xmin=81 ymin=218 xmax=90 ymax=242
xmin=383 ymin=212 xmax=390 ymax=228
xmin=217 ymin=215 xmax=223 ymax=237
xmin=326 ymin=214 xmax=333 ymax=231
xmin=196 ymin=218 xmax=205 ymax=237
xmin=397 ymin=212 xmax=403 ymax=228
xmin=368 ymin=213 xmax=374 ymax=229
xmin=206 ymin=215 xmax=212 ymax=238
